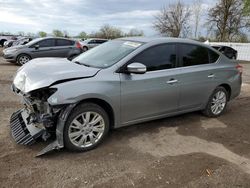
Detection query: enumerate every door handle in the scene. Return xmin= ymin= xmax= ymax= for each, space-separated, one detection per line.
xmin=208 ymin=74 xmax=215 ymax=78
xmin=167 ymin=79 xmax=178 ymax=84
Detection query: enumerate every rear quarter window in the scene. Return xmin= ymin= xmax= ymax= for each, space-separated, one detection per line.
xmin=209 ymin=49 xmax=220 ymax=63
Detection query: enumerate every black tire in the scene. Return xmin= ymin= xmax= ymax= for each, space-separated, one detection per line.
xmin=0 ymin=39 xmax=7 ymax=47
xmin=202 ymin=86 xmax=229 ymax=117
xmin=64 ymin=103 xmax=110 ymax=152
xmin=17 ymin=54 xmax=31 ymax=65
xmin=82 ymin=46 xmax=88 ymax=52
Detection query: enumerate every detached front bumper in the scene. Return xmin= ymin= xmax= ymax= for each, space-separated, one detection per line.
xmin=10 ymin=109 xmax=45 ymax=145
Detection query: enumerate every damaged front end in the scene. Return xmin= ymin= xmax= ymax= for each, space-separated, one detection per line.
xmin=10 ymin=85 xmax=70 ymax=156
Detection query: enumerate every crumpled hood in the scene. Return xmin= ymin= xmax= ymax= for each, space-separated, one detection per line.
xmin=13 ymin=58 xmax=100 ymax=93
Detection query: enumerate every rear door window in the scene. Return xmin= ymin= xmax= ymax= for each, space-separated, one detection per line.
xmin=179 ymin=44 xmax=209 ymax=67
xmin=130 ymin=44 xmax=177 ymax=71
xmin=56 ymin=39 xmax=74 ymax=46
xmin=88 ymin=40 xmax=96 ymax=44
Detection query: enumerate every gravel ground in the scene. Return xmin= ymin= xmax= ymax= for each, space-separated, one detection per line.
xmin=0 ymin=48 xmax=250 ymax=188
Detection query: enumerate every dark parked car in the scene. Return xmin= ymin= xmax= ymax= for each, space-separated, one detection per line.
xmin=10 ymin=37 xmax=242 ymax=155
xmin=3 ymin=37 xmax=83 ymax=65
xmin=212 ymin=45 xmax=237 ymax=59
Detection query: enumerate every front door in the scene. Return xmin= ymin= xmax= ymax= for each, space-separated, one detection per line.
xmin=30 ymin=39 xmax=57 ymax=58
xmin=120 ymin=43 xmax=181 ymax=125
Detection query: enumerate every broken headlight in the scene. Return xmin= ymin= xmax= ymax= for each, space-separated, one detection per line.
xmin=29 ymin=88 xmax=57 ymax=101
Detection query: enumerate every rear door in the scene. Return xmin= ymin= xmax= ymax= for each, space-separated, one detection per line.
xmin=30 ymin=39 xmax=56 ymax=58
xmin=177 ymin=44 xmax=219 ymax=110
xmin=120 ymin=43 xmax=181 ymax=125
xmin=55 ymin=39 xmax=75 ymax=57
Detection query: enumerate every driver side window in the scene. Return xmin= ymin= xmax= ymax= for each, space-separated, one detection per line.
xmin=35 ymin=39 xmax=55 ymax=48
xmin=130 ymin=44 xmax=177 ymax=71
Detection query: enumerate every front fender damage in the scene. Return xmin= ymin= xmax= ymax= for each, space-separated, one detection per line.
xmin=36 ymin=104 xmax=76 ymax=156
xmin=10 ymin=104 xmax=76 ymax=157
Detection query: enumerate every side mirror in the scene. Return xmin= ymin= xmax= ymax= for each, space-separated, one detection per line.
xmin=35 ymin=44 xmax=39 ymax=49
xmin=127 ymin=62 xmax=146 ymax=74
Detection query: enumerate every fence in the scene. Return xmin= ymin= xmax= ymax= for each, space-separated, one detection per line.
xmin=205 ymin=42 xmax=250 ymax=61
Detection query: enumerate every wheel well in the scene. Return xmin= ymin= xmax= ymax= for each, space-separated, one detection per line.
xmin=77 ymin=98 xmax=115 ymax=128
xmin=219 ymin=84 xmax=231 ymax=100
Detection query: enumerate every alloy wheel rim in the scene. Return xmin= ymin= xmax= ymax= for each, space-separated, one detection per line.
xmin=68 ymin=111 xmax=105 ymax=148
xmin=211 ymin=91 xmax=226 ymax=115
xmin=19 ymin=56 xmax=30 ymax=64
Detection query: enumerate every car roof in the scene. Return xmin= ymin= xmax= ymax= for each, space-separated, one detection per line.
xmin=41 ymin=37 xmax=74 ymax=40
xmin=117 ymin=37 xmax=209 ymax=47
xmin=84 ymin=38 xmax=107 ymax=40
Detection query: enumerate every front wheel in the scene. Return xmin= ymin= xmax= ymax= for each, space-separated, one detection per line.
xmin=64 ymin=103 xmax=110 ymax=152
xmin=17 ymin=54 xmax=31 ymax=65
xmin=203 ymin=87 xmax=228 ymax=117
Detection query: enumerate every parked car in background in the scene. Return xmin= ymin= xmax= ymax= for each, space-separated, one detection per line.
xmin=0 ymin=35 xmax=17 ymax=47
xmin=10 ymin=37 xmax=242 ymax=155
xmin=11 ymin=37 xmax=33 ymax=47
xmin=212 ymin=45 xmax=237 ymax=59
xmin=3 ymin=37 xmax=83 ymax=65
xmin=3 ymin=40 xmax=16 ymax=48
xmin=80 ymin=38 xmax=108 ymax=51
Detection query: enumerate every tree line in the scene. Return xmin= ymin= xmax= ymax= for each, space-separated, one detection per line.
xmin=1 ymin=0 xmax=249 ymax=42
xmin=0 ymin=25 xmax=144 ymax=40
xmin=154 ymin=0 xmax=250 ymax=42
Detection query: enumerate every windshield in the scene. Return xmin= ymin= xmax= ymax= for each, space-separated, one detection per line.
xmin=73 ymin=40 xmax=143 ymax=68
xmin=25 ymin=38 xmax=42 ymax=46
xmin=82 ymin=39 xmax=91 ymax=43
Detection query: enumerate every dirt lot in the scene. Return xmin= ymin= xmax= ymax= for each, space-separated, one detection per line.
xmin=0 ymin=48 xmax=250 ymax=188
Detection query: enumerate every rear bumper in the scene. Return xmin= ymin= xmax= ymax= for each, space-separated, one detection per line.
xmin=10 ymin=109 xmax=44 ymax=145
xmin=230 ymin=75 xmax=242 ymax=100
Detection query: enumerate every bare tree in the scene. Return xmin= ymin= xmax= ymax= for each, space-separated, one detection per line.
xmin=153 ymin=1 xmax=191 ymax=37
xmin=193 ymin=0 xmax=202 ymax=38
xmin=207 ymin=0 xmax=250 ymax=42
xmin=126 ymin=28 xmax=144 ymax=37
xmin=38 ymin=31 xmax=47 ymax=37
xmin=52 ymin=29 xmax=64 ymax=37
xmin=95 ymin=24 xmax=123 ymax=39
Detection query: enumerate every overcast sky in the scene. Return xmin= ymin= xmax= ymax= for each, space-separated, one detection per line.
xmin=0 ymin=0 xmax=216 ymax=36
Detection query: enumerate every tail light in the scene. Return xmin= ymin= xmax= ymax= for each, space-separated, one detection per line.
xmin=236 ymin=64 xmax=243 ymax=75
xmin=76 ymin=41 xmax=82 ymax=49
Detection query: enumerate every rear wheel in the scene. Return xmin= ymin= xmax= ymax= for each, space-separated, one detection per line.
xmin=64 ymin=103 xmax=110 ymax=152
xmin=17 ymin=54 xmax=31 ymax=65
xmin=203 ymin=87 xmax=228 ymax=117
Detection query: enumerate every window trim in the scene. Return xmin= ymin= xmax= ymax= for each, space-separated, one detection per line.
xmin=117 ymin=43 xmax=178 ymax=73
